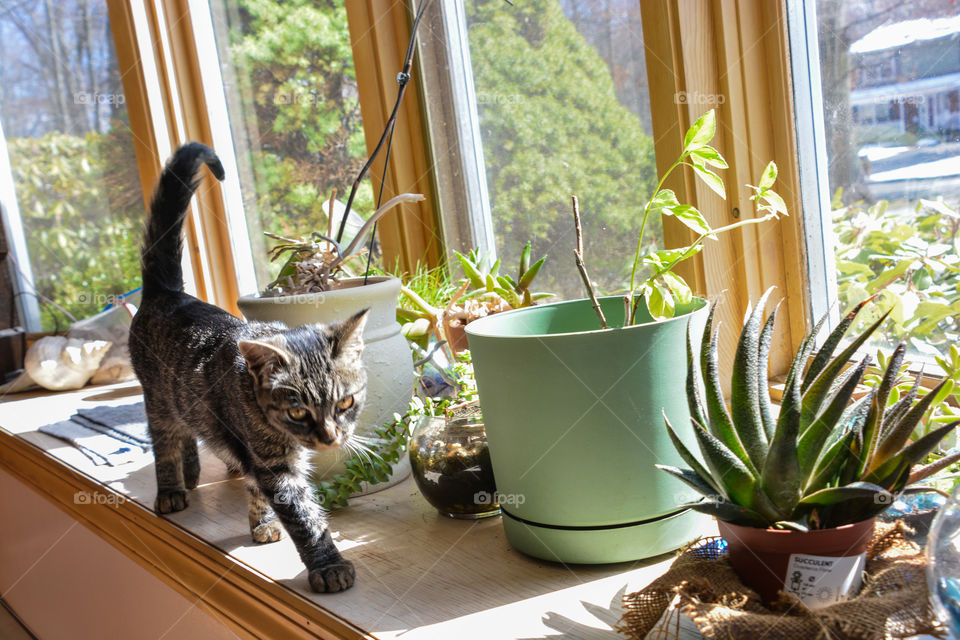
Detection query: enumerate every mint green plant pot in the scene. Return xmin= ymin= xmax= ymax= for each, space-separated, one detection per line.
xmin=465 ymin=296 xmax=712 ymax=563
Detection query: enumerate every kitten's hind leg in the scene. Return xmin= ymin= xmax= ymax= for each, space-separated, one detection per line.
xmin=149 ymin=421 xmax=189 ymax=514
xmin=246 ymin=478 xmax=284 ymax=543
xmin=182 ymin=435 xmax=201 ymax=490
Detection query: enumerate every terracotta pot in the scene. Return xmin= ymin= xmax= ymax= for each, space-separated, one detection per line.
xmin=443 ymin=320 xmax=469 ymax=353
xmin=718 ymin=517 xmax=875 ymax=608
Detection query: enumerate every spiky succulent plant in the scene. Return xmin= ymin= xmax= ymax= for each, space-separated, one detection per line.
xmin=658 ymin=290 xmax=959 ymax=531
xmin=455 ymin=242 xmax=552 ymax=310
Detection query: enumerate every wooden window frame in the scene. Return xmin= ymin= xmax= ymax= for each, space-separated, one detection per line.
xmin=641 ymin=0 xmax=810 ymax=376
xmin=109 ymin=1 xmax=442 ymax=316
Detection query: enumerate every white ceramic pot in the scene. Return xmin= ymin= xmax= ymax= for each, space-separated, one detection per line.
xmin=237 ymin=276 xmax=414 ymax=492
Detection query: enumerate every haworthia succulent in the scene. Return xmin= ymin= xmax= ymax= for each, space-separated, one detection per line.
xmin=801 ymin=297 xmax=871 ymax=392
xmin=805 ymin=430 xmax=856 ymax=494
xmin=663 ymin=294 xmax=956 ymax=530
xmin=798 ymin=481 xmax=892 ymax=507
xmin=663 ymin=413 xmax=722 ymax=497
xmin=800 ymin=309 xmax=890 ymax=431
xmin=690 ymin=417 xmax=757 ymax=509
xmin=873 ymin=378 xmax=952 ymax=467
xmin=757 ymin=301 xmax=781 ymax=442
xmin=656 ymin=464 xmax=720 ymax=499
xmin=730 ymin=287 xmax=774 ymax=470
xmin=858 ymin=343 xmax=906 ymax=476
xmin=688 ymin=499 xmax=769 ymax=527
xmin=699 ymin=300 xmax=755 ymax=473
xmin=797 ymin=356 xmax=868 ymax=479
xmin=760 ymin=367 xmax=801 ymax=517
xmin=686 ymin=324 xmax=708 ymax=430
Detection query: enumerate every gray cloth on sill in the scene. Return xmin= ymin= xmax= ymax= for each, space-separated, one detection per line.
xmin=39 ymin=401 xmax=150 ymax=467
xmin=74 ymin=403 xmax=150 ymax=447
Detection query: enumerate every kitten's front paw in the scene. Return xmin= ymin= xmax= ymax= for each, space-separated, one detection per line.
xmin=308 ymin=561 xmax=355 ymax=593
xmin=251 ymin=520 xmax=284 ymax=543
xmin=155 ymin=490 xmax=188 ymax=514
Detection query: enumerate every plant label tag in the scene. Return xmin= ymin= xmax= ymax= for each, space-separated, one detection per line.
xmin=783 ymin=551 xmax=867 ymax=609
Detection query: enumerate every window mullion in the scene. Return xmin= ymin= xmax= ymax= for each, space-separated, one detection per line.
xmin=416 ymin=0 xmax=496 ymax=258
xmin=785 ymin=0 xmax=839 ymax=330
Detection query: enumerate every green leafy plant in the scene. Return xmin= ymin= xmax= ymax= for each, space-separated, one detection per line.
xmin=658 ymin=290 xmax=959 ymax=531
xmin=574 ymin=109 xmax=788 ymax=326
xmin=315 ymin=355 xmax=476 ymax=508
xmin=833 ymin=194 xmax=960 ymax=352
xmin=314 ymin=400 xmax=417 ymax=508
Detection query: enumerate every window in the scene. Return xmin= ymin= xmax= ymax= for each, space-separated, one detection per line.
xmin=206 ymin=0 xmax=376 ymax=290
xmin=0 ymin=0 xmax=815 ymax=378
xmin=800 ymin=2 xmax=960 ymax=360
xmin=0 ymin=0 xmax=144 ymax=332
xmin=421 ymin=0 xmax=661 ymax=300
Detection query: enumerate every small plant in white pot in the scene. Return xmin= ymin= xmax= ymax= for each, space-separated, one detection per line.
xmin=238 ymin=2 xmax=434 ymax=490
xmin=237 ymin=195 xmax=424 ymax=488
xmin=659 ymin=290 xmax=959 ymax=607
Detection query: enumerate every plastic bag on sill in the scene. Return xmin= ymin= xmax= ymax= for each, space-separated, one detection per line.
xmin=0 ymin=289 xmax=141 ymax=393
xmin=68 ymin=290 xmax=141 ymax=385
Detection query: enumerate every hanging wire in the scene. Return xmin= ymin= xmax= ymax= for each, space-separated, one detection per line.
xmin=335 ymin=0 xmax=433 ymax=251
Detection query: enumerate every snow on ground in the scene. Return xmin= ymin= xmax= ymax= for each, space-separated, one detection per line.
xmin=851 ymin=15 xmax=960 ymax=54
xmin=869 ymin=154 xmax=960 ymax=182
xmin=859 ymin=145 xmax=911 ymax=162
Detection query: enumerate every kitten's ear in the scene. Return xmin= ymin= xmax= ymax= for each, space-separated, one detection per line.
xmin=328 ymin=309 xmax=368 ymax=360
xmin=238 ymin=336 xmax=291 ymax=378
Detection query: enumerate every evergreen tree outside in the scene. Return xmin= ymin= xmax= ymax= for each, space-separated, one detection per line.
xmin=466 ymin=0 xmax=659 ymax=297
xmin=224 ymin=0 xmax=373 ymax=284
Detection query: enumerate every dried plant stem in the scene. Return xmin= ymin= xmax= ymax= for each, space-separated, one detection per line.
xmin=330 ymin=193 xmax=425 ymax=271
xmin=572 ymin=196 xmax=607 ymax=330
xmin=326 ymin=189 xmax=337 ymax=239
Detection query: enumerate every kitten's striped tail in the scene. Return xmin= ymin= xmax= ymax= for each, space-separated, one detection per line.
xmin=141 ymin=142 xmax=224 ymax=296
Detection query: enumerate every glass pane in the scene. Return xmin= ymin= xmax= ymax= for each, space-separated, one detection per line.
xmin=465 ymin=0 xmax=660 ymax=299
xmin=818 ymin=2 xmax=960 ymax=358
xmin=0 ymin=0 xmax=143 ymax=332
xmin=208 ymin=0 xmax=374 ymax=290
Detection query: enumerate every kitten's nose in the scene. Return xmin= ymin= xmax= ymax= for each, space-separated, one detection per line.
xmin=316 ymin=421 xmax=340 ymax=447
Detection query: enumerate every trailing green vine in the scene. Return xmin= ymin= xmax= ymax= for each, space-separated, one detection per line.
xmin=314 ymin=356 xmax=476 ymax=508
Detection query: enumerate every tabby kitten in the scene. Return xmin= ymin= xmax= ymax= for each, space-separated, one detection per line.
xmin=129 ymin=142 xmax=365 ymax=593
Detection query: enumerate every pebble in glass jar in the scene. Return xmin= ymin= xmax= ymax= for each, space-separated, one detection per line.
xmin=409 ymin=401 xmax=500 ymax=519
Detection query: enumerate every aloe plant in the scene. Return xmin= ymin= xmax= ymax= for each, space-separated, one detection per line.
xmin=454 ymin=242 xmax=552 ymax=309
xmin=658 ymin=290 xmax=959 ymax=531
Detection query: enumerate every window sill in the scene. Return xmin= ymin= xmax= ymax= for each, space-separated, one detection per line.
xmin=0 ymin=383 xmax=680 ymax=639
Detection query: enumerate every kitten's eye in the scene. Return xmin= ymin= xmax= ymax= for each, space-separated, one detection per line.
xmin=336 ymin=395 xmax=355 ymax=412
xmin=286 ymin=407 xmax=308 ymax=421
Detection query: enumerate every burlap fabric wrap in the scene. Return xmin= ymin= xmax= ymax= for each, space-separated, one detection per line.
xmin=617 ymin=521 xmax=943 ymax=640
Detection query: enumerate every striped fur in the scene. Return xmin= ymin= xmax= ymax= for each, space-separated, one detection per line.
xmin=129 ymin=143 xmax=366 ymax=593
